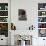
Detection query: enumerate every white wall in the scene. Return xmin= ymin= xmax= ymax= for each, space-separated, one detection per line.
xmin=11 ymin=0 xmax=46 ymax=46
xmin=11 ymin=0 xmax=38 ymax=30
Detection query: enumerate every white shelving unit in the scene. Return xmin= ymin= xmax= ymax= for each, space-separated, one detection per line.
xmin=0 ymin=2 xmax=9 ymax=45
xmin=38 ymin=3 xmax=46 ymax=37
xmin=38 ymin=10 xmax=46 ymax=11
xmin=0 ymin=10 xmax=8 ymax=11
xmin=0 ymin=3 xmax=8 ymax=35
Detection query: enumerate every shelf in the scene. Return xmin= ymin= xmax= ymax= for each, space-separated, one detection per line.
xmin=0 ymin=16 xmax=8 ymax=17
xmin=38 ymin=15 xmax=46 ymax=17
xmin=38 ymin=10 xmax=46 ymax=11
xmin=38 ymin=28 xmax=46 ymax=29
xmin=0 ymin=22 xmax=8 ymax=23
xmin=38 ymin=22 xmax=46 ymax=23
xmin=0 ymin=10 xmax=8 ymax=11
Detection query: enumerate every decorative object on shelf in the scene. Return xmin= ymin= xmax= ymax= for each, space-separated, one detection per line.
xmin=38 ymin=11 xmax=46 ymax=16
xmin=0 ymin=23 xmax=8 ymax=30
xmin=11 ymin=23 xmax=16 ymax=30
xmin=42 ymin=11 xmax=46 ymax=16
xmin=39 ymin=29 xmax=46 ymax=37
xmin=38 ymin=17 xmax=46 ymax=22
xmin=18 ymin=9 xmax=27 ymax=21
xmin=38 ymin=17 xmax=43 ymax=22
xmin=0 ymin=3 xmax=8 ymax=10
xmin=38 ymin=23 xmax=46 ymax=28
xmin=0 ymin=6 xmax=1 ymax=10
xmin=40 ymin=8 xmax=44 ymax=10
xmin=0 ymin=17 xmax=8 ymax=22
xmin=45 ymin=6 xmax=46 ymax=9
xmin=38 ymin=3 xmax=46 ymax=10
xmin=5 ymin=6 xmax=8 ymax=10
xmin=0 ymin=23 xmax=8 ymax=37
xmin=29 ymin=25 xmax=35 ymax=30
xmin=42 ymin=12 xmax=45 ymax=15
xmin=0 ymin=11 xmax=8 ymax=16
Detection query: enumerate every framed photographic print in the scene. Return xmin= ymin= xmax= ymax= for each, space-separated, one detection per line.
xmin=18 ymin=9 xmax=27 ymax=21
